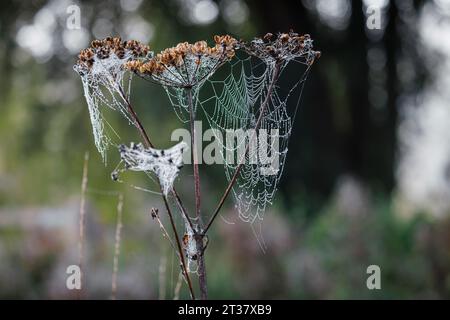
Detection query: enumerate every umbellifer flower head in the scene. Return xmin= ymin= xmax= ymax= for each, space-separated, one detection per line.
xmin=74 ymin=36 xmax=149 ymax=77
xmin=73 ymin=37 xmax=150 ymax=162
xmin=124 ymin=35 xmax=238 ymax=88
xmin=242 ymin=30 xmax=320 ymax=66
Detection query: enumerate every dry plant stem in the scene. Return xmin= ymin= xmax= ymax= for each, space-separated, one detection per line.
xmin=111 ymin=193 xmax=123 ymax=300
xmin=117 ymin=86 xmax=195 ymax=299
xmin=173 ymin=191 xmax=194 ymax=231
xmin=187 ymin=88 xmax=202 ymax=220
xmin=161 ymin=194 xmax=196 ymax=300
xmin=118 ymin=86 xmax=194 ymax=231
xmin=154 ymin=202 xmax=195 ymax=299
xmin=154 ymin=211 xmax=177 ymax=250
xmin=78 ymin=151 xmax=89 ymax=299
xmin=203 ymin=62 xmax=282 ymax=235
xmin=187 ymin=87 xmax=208 ymax=300
xmin=195 ymin=235 xmax=208 ymax=300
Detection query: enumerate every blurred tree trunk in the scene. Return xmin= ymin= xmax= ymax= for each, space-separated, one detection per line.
xmin=246 ymin=0 xmax=406 ymax=203
xmin=0 ymin=2 xmax=20 ymax=103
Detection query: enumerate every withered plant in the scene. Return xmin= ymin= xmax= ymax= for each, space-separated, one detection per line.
xmin=74 ymin=31 xmax=319 ymax=299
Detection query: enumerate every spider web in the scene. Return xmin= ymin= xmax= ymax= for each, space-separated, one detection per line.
xmin=112 ymin=141 xmax=188 ymax=196
xmin=75 ymin=51 xmax=138 ymax=163
xmin=161 ymin=52 xmax=228 ymax=124
xmin=164 ymin=51 xmax=312 ymax=250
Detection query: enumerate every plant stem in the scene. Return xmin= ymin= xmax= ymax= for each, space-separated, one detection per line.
xmin=118 ymin=86 xmax=194 ymax=230
xmin=195 ymin=234 xmax=208 ymax=299
xmin=161 ymin=194 xmax=196 ymax=300
xmin=78 ymin=151 xmax=89 ymax=299
xmin=111 ymin=193 xmax=123 ymax=300
xmin=187 ymin=88 xmax=202 ymax=220
xmin=117 ymin=86 xmax=195 ymax=299
xmin=187 ymin=87 xmax=208 ymax=300
xmin=203 ymin=62 xmax=282 ymax=235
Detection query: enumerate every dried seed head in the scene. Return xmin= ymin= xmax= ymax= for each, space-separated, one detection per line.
xmin=78 ymin=48 xmax=95 ymax=67
xmin=192 ymin=40 xmax=208 ymax=55
xmin=91 ymin=39 xmax=103 ymax=48
xmin=75 ymin=36 xmax=150 ymax=73
xmin=126 ymin=35 xmax=238 ymax=87
xmin=242 ymin=30 xmax=319 ymax=65
xmin=125 ymin=39 xmax=150 ymax=57
xmin=263 ymin=33 xmax=273 ymax=41
xmin=213 ymin=34 xmax=237 ymax=58
xmin=124 ymin=60 xmax=143 ymax=72
xmin=136 ymin=60 xmax=164 ymax=75
xmin=279 ymin=33 xmax=289 ymax=42
xmin=74 ymin=37 xmax=151 ymax=162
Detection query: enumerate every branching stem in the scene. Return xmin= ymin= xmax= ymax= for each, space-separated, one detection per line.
xmin=117 ymin=85 xmax=195 ymax=299
xmin=187 ymin=87 xmax=208 ymax=300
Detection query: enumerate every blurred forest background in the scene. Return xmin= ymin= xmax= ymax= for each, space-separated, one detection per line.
xmin=1 ymin=0 xmax=450 ymax=299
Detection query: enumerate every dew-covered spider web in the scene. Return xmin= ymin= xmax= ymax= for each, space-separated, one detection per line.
xmin=75 ymin=52 xmax=140 ymax=163
xmin=163 ymin=50 xmax=313 ymax=250
xmin=112 ymin=141 xmax=188 ymax=196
